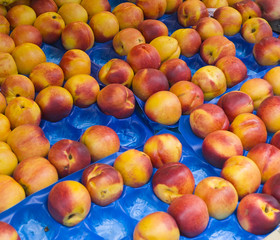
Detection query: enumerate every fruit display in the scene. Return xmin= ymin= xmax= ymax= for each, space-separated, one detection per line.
xmin=0 ymin=0 xmax=280 ymax=239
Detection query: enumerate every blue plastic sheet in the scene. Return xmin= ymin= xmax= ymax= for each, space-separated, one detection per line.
xmin=0 ymin=0 xmax=279 ymax=239
xmin=0 ymin=130 xmax=268 ymax=240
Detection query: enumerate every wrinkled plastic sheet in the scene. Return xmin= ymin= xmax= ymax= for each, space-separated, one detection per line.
xmin=0 ymin=0 xmax=279 ymax=239
xmin=0 ymin=130 xmax=267 ymax=240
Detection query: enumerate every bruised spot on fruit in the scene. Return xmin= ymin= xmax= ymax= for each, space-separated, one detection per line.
xmin=101 ymin=190 xmax=107 ymax=198
xmin=68 ymin=154 xmax=73 ymax=160
xmin=68 ymin=213 xmax=76 ymax=220
xmin=52 ymin=15 xmax=57 ymax=19
xmin=251 ymin=28 xmax=256 ymax=33
xmin=264 ymin=204 xmax=269 ymax=213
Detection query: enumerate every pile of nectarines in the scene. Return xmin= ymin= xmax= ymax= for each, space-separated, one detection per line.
xmin=0 ymin=0 xmax=280 ymax=239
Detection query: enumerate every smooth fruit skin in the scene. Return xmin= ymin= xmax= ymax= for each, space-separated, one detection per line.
xmin=270 ymin=130 xmax=280 ymax=149
xmin=98 ymin=58 xmax=134 ymax=87
xmin=4 ymin=97 xmax=41 ymax=129
xmin=7 ymin=124 xmax=50 ymax=162
xmin=132 ymin=68 xmax=169 ymax=102
xmin=47 ymin=180 xmax=91 ymax=227
xmin=89 ymin=11 xmax=119 ymax=43
xmin=0 ymin=52 xmax=18 ymax=86
xmin=202 ymin=130 xmax=243 ymax=169
xmin=48 ymin=139 xmax=91 ymax=178
xmin=64 ymin=74 xmax=100 ymax=108
xmin=264 ymin=66 xmax=280 ymax=96
xmin=171 ymin=28 xmax=201 ymax=57
xmin=0 ymin=33 xmax=15 ymax=53
xmin=213 ymin=6 xmax=242 ymax=36
xmin=191 ymin=65 xmax=227 ymax=101
xmin=112 ymin=2 xmax=144 ymax=30
xmin=221 ymin=155 xmax=261 ymax=199
xmin=217 ymin=91 xmax=254 ymax=122
xmin=127 ymin=43 xmax=161 ymax=73
xmin=0 ymin=148 xmax=18 ymax=176
xmin=229 ymin=113 xmax=267 ymax=151
xmin=138 ymin=19 xmax=168 ymax=43
xmin=0 ymin=113 xmax=11 ymax=142
xmin=80 ymin=125 xmax=120 ymax=162
xmin=80 ymin=0 xmax=111 ymax=20
xmin=233 ymin=0 xmax=262 ymax=24
xmin=194 ymin=17 xmax=224 ymax=41
xmin=0 ymin=15 xmax=10 ymax=35
xmin=113 ymin=149 xmax=153 ymax=188
xmin=6 ymin=5 xmax=36 ymax=29
xmin=143 ymin=133 xmax=182 ymax=169
xmin=81 ymin=163 xmax=124 ymax=206
xmin=170 ymin=81 xmax=204 ymax=115
xmin=58 ymin=2 xmax=88 ymax=25
xmin=136 ymin=0 xmax=166 ymax=20
xmin=150 ymin=36 xmax=181 ymax=63
xmin=10 ymin=25 xmax=43 ymax=47
xmin=35 ymin=86 xmax=73 ymax=122
xmin=11 ymin=42 xmax=46 ymax=75
xmin=215 ymin=56 xmax=248 ymax=88
xmin=1 ymin=74 xmax=35 ymax=104
xmin=189 ymin=103 xmax=229 ymax=139
xmin=0 ymin=174 xmax=25 ymax=213
xmin=61 ymin=21 xmax=94 ymax=51
xmin=133 ymin=211 xmax=180 ymax=240
xmin=168 ymin=194 xmax=209 ymax=238
xmin=194 ymin=176 xmax=238 ymax=220
xmin=113 ymin=28 xmax=145 ymax=56
xmin=0 ymin=221 xmax=21 ymax=240
xmin=262 ymin=173 xmax=280 ymax=202
xmin=33 ymin=12 xmax=65 ymax=44
xmin=159 ymin=58 xmax=192 ymax=86
xmin=253 ymin=36 xmax=280 ymax=66
xmin=237 ymin=193 xmax=280 ymax=235
xmin=29 ymin=62 xmax=64 ymax=92
xmin=97 ymin=84 xmax=135 ymax=119
xmin=247 ymin=143 xmax=280 ymax=183
xmin=177 ymin=0 xmax=209 ymax=27
xmin=240 ymin=78 xmax=273 ymax=110
xmin=30 ymin=0 xmax=58 ymax=16
xmin=0 ymin=93 xmax=6 ymax=114
xmin=152 ymin=162 xmax=195 ymax=204
xmin=199 ymin=35 xmax=236 ymax=65
xmin=202 ymin=0 xmax=228 ymax=7
xmin=257 ymin=96 xmax=280 ymax=133
xmin=241 ymin=17 xmax=273 ymax=44
xmin=59 ymin=49 xmax=91 ymax=80
xmin=13 ymin=156 xmax=59 ymax=196
xmin=144 ymin=91 xmax=182 ymax=126
xmin=255 ymin=0 xmax=280 ymax=22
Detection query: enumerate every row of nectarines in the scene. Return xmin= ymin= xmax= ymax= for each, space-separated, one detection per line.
xmin=0 ymin=0 xmax=280 ymax=239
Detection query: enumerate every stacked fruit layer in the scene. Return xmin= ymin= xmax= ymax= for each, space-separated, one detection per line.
xmin=0 ymin=130 xmax=267 ymax=240
xmin=0 ymin=0 xmax=280 ymax=239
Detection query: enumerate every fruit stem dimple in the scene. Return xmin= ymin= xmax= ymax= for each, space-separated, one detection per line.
xmin=264 ymin=204 xmax=269 ymax=213
xmin=68 ymin=213 xmax=76 ymax=220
